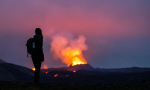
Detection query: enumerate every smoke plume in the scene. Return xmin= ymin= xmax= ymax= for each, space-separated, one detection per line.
xmin=50 ymin=34 xmax=88 ymax=66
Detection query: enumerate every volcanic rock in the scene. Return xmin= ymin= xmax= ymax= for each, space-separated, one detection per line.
xmin=42 ymin=64 xmax=95 ymax=72
xmin=67 ymin=64 xmax=95 ymax=71
xmin=1 ymin=81 xmax=150 ymax=90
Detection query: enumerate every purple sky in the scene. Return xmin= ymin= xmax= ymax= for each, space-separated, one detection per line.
xmin=0 ymin=0 xmax=150 ymax=68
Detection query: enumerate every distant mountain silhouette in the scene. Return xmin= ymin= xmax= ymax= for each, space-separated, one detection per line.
xmin=1 ymin=60 xmax=150 ymax=83
xmin=41 ymin=64 xmax=95 ymax=72
xmin=0 ymin=59 xmax=6 ymax=63
xmin=96 ymin=67 xmax=150 ymax=73
xmin=42 ymin=64 xmax=150 ymax=73
xmin=0 ymin=61 xmax=50 ymax=82
xmin=67 ymin=64 xmax=95 ymax=71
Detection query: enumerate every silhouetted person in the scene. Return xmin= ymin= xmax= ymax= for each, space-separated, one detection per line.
xmin=31 ymin=28 xmax=44 ymax=83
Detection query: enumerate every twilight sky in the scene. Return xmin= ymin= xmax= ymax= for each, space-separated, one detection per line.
xmin=0 ymin=0 xmax=150 ymax=68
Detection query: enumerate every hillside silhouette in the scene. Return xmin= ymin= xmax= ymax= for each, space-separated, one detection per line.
xmin=1 ymin=60 xmax=150 ymax=84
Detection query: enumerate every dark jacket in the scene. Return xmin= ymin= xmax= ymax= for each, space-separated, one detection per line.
xmin=31 ymin=35 xmax=44 ymax=61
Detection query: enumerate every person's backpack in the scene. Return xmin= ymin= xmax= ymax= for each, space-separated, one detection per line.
xmin=26 ymin=38 xmax=35 ymax=57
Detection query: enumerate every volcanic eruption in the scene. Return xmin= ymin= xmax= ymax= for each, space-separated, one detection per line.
xmin=50 ymin=34 xmax=88 ymax=67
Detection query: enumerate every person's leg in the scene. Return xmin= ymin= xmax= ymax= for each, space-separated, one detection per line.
xmin=32 ymin=52 xmax=43 ymax=83
xmin=32 ymin=59 xmax=37 ymax=82
xmin=34 ymin=60 xmax=42 ymax=83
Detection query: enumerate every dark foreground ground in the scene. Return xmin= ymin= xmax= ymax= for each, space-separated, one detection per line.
xmin=0 ymin=81 xmax=150 ymax=90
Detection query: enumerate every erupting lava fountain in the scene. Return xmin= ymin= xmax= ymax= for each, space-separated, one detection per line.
xmin=51 ymin=34 xmax=88 ymax=67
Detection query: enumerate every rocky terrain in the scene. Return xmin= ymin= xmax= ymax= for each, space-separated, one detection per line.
xmin=1 ymin=59 xmax=150 ymax=90
xmin=0 ymin=81 xmax=150 ymax=90
xmin=0 ymin=59 xmax=50 ymax=82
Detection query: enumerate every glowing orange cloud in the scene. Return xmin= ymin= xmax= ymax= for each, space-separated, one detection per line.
xmin=51 ymin=35 xmax=88 ymax=66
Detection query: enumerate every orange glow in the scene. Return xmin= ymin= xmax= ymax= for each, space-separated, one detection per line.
xmin=54 ymin=74 xmax=58 ymax=77
xmin=66 ymin=75 xmax=69 ymax=77
xmin=46 ymin=72 xmax=48 ymax=74
xmin=62 ymin=49 xmax=87 ymax=66
xmin=72 ymin=57 xmax=87 ymax=66
xmin=43 ymin=65 xmax=48 ymax=69
xmin=51 ymin=35 xmax=88 ymax=67
xmin=73 ymin=70 xmax=76 ymax=73
xmin=32 ymin=68 xmax=35 ymax=71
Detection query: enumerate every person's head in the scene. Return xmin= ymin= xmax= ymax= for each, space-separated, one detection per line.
xmin=35 ymin=28 xmax=42 ymax=35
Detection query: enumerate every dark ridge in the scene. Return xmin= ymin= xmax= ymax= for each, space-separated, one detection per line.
xmin=67 ymin=64 xmax=95 ymax=71
xmin=0 ymin=59 xmax=6 ymax=63
xmin=0 ymin=63 xmax=50 ymax=83
xmin=1 ymin=61 xmax=150 ymax=84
